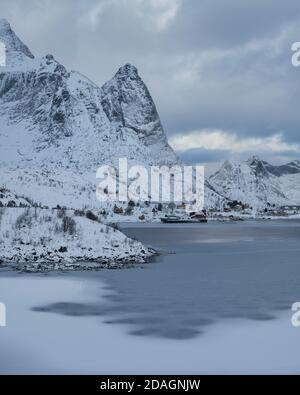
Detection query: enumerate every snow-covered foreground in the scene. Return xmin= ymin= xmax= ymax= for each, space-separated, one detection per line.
xmin=0 ymin=207 xmax=154 ymax=271
xmin=1 ymin=221 xmax=300 ymax=374
xmin=0 ymin=273 xmax=299 ymax=374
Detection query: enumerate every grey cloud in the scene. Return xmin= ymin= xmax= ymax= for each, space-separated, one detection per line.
xmin=0 ymin=0 xmax=300 ymax=162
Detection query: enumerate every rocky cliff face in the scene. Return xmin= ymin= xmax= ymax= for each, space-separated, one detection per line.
xmin=102 ymin=64 xmax=168 ymax=143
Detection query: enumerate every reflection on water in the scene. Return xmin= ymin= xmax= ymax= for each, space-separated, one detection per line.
xmin=32 ymin=221 xmax=300 ymax=340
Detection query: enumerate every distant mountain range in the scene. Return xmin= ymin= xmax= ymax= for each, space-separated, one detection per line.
xmin=209 ymin=156 xmax=300 ymax=209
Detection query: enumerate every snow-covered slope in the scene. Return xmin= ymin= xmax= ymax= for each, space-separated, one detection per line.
xmin=0 ymin=207 xmax=154 ymax=271
xmin=204 ymin=180 xmax=229 ymax=210
xmin=209 ymin=156 xmax=300 ymax=209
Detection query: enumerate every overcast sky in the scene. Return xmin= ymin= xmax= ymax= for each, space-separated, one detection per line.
xmin=1 ymin=0 xmax=300 ymax=167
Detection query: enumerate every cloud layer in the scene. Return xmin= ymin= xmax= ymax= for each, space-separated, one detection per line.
xmin=170 ymin=130 xmax=300 ymax=154
xmin=1 ymin=0 xmax=300 ymax=165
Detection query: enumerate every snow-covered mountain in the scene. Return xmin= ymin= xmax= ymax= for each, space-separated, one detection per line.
xmin=3 ymin=19 xmax=294 ymax=214
xmin=0 ymin=18 xmax=185 ymax=212
xmin=0 ymin=19 xmax=177 ymax=170
xmin=209 ymin=156 xmax=300 ymax=209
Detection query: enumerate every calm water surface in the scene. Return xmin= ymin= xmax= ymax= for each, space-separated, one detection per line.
xmin=1 ymin=220 xmax=300 ymax=373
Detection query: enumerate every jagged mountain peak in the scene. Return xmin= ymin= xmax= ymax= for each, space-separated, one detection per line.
xmin=115 ymin=63 xmax=138 ymax=78
xmin=217 ymin=159 xmax=239 ymax=174
xmin=101 ymin=63 xmax=178 ymax=163
xmin=0 ymin=19 xmax=34 ymax=66
xmin=38 ymin=53 xmax=69 ymax=76
xmin=0 ymin=18 xmax=10 ymax=28
xmin=245 ymin=155 xmax=270 ymax=178
xmin=246 ymin=155 xmax=264 ymax=165
xmin=101 ymin=62 xmax=160 ymax=133
xmin=223 ymin=159 xmax=236 ymax=168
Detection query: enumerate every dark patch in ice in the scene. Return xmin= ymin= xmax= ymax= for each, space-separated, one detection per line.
xmin=129 ymin=326 xmax=203 ymax=340
xmin=31 ymin=302 xmax=106 ymax=317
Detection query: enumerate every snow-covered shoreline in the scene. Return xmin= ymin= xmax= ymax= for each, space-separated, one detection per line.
xmin=0 ymin=207 xmax=156 ymax=272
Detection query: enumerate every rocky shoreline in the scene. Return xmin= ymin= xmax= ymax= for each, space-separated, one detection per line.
xmin=0 ymin=207 xmax=156 ymax=272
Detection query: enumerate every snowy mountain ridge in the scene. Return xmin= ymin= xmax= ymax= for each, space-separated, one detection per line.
xmin=209 ymin=156 xmax=300 ymax=209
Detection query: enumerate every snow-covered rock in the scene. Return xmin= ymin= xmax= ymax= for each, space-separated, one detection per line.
xmin=0 ymin=187 xmax=32 ymax=208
